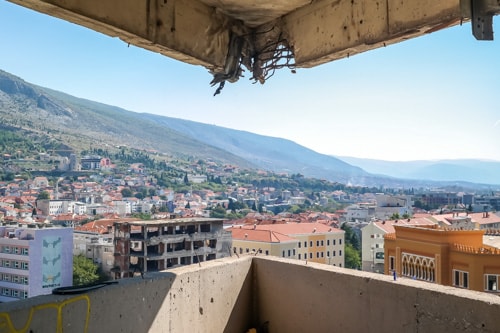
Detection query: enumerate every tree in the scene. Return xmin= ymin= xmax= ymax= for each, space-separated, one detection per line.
xmin=73 ymin=255 xmax=99 ymax=286
xmin=390 ymin=213 xmax=400 ymax=220
xmin=210 ymin=205 xmax=227 ymax=218
xmin=341 ymin=223 xmax=360 ymax=251
xmin=121 ymin=188 xmax=133 ymax=197
xmin=37 ymin=191 xmax=50 ymax=200
xmin=344 ymin=243 xmax=361 ymax=269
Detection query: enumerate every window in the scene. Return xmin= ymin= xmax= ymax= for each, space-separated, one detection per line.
xmin=316 ymin=252 xmax=319 ymax=258
xmin=339 ymin=250 xmax=342 ymax=256
xmin=304 ymin=241 xmax=307 ymax=248
xmin=298 ymin=242 xmax=301 ymax=248
xmin=288 ymin=250 xmax=291 ymax=257
xmin=309 ymin=253 xmax=312 ymax=259
xmin=2 ymin=246 xmax=10 ymax=254
xmin=282 ymin=251 xmax=285 ymax=257
xmin=293 ymin=249 xmax=296 ymax=256
xmin=453 ymin=269 xmax=469 ymax=288
xmin=333 ymin=240 xmax=336 ymax=246
xmin=389 ymin=256 xmax=395 ymax=271
xmin=339 ymin=239 xmax=342 ymax=245
xmin=21 ymin=262 xmax=28 ymax=270
xmin=21 ymin=248 xmax=29 ymax=255
xmin=316 ymin=241 xmax=320 ymax=247
xmin=327 ymin=240 xmax=330 ymax=246
xmin=310 ymin=241 xmax=313 ymax=247
xmin=333 ymin=251 xmax=336 ymax=256
xmin=485 ymin=275 xmax=499 ymax=291
xmin=327 ymin=251 xmax=330 ymax=257
xmin=23 ymin=276 xmax=28 ymax=284
xmin=265 ymin=250 xmax=269 ymax=255
xmin=450 ymin=269 xmax=470 ymax=288
xmin=321 ymin=240 xmax=324 ymax=246
xmin=298 ymin=254 xmax=301 ymax=260
xmin=13 ymin=247 xmax=19 ymax=254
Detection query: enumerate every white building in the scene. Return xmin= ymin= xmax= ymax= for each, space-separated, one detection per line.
xmin=73 ymin=231 xmax=114 ymax=278
xmin=112 ymin=201 xmax=132 ymax=216
xmin=0 ymin=226 xmax=73 ymax=302
xmin=374 ymin=194 xmax=413 ymax=220
xmin=187 ymin=174 xmax=207 ymax=183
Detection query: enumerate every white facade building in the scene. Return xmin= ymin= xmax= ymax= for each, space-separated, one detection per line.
xmin=0 ymin=226 xmax=73 ymax=302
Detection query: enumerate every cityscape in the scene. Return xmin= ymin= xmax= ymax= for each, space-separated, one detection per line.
xmin=2 ymin=0 xmax=500 ymax=331
xmin=1 ymin=151 xmax=500 ymax=302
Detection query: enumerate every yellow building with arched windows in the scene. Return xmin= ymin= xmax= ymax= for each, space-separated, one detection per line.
xmin=384 ymin=224 xmax=500 ymax=293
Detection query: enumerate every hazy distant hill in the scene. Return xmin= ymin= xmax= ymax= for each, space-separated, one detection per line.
xmin=0 ymin=69 xmax=254 ymax=167
xmin=336 ymin=156 xmax=500 ymax=185
xmin=1 ymin=69 xmax=498 ymax=188
xmin=138 ymin=114 xmax=375 ymax=184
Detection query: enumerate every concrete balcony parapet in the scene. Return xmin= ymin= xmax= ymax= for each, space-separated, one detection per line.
xmin=1 ymin=256 xmax=500 ymax=332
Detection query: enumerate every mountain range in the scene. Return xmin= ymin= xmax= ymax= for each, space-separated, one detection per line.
xmin=1 ymin=69 xmax=499 ymax=189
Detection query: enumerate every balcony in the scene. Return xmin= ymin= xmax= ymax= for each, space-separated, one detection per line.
xmin=0 ymin=256 xmax=499 ymax=332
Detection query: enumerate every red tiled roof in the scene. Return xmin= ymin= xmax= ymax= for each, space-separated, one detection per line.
xmin=252 ymin=222 xmax=342 ymax=236
xmin=229 ymin=227 xmax=295 ymax=243
xmin=374 ymin=217 xmax=436 ymax=233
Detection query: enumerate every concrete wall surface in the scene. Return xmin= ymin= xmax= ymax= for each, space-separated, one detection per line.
xmin=1 ymin=255 xmax=500 ymax=332
xmin=0 ymin=256 xmax=254 ymax=333
xmin=253 ymin=257 xmax=500 ymax=333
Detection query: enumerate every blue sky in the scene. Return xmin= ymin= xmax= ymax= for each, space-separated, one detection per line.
xmin=1 ymin=1 xmax=499 ymax=162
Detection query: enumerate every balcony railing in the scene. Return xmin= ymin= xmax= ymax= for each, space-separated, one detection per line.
xmin=1 ymin=256 xmax=500 ymax=332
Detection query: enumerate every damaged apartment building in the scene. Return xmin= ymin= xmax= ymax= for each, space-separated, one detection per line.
xmin=112 ymin=217 xmax=231 ymax=279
